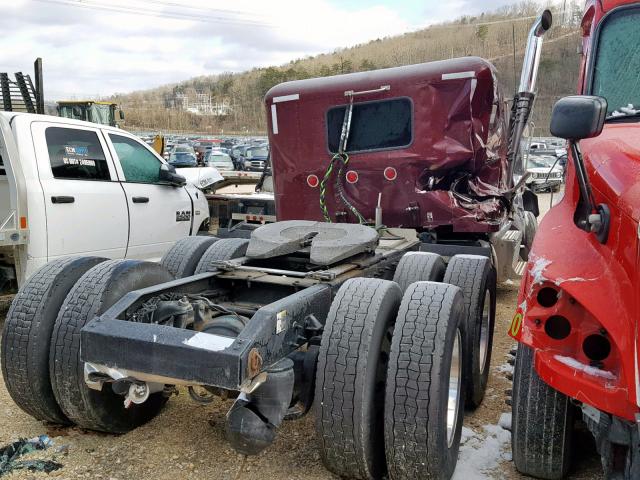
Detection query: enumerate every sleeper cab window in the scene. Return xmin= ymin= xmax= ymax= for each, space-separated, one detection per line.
xmin=327 ymin=97 xmax=412 ymax=154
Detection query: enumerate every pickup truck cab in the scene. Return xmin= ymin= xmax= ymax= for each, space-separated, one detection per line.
xmin=0 ymin=112 xmax=210 ymax=290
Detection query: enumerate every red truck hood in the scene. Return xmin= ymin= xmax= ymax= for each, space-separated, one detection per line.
xmin=511 ymin=122 xmax=640 ymax=420
xmin=582 ymin=123 xmax=640 ymax=221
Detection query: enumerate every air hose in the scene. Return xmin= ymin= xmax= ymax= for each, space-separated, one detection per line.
xmin=319 ymin=153 xmax=366 ymax=223
xmin=319 ymin=94 xmax=366 ymax=224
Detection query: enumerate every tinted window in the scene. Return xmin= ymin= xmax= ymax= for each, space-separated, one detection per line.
xmin=592 ymin=7 xmax=640 ymax=115
xmin=327 ymin=98 xmax=412 ymax=153
xmin=45 ymin=127 xmax=111 ymax=181
xmin=110 ymin=134 xmax=162 ymax=183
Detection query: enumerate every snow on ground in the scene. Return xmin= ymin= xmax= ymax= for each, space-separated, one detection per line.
xmin=452 ymin=415 xmax=512 ymax=480
xmin=496 ymin=362 xmax=514 ymax=375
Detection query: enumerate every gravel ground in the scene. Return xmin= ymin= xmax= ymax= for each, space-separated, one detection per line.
xmin=0 ymin=192 xmax=603 ymax=479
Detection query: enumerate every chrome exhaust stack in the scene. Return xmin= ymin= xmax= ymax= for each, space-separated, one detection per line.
xmin=519 ymin=10 xmax=553 ymax=94
xmin=508 ymin=10 xmax=553 ymax=181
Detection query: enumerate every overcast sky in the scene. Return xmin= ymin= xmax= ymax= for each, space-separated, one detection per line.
xmin=2 ymin=0 xmax=544 ymax=99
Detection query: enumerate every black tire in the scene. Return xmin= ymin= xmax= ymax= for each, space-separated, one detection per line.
xmin=1 ymin=257 xmax=106 ymax=424
xmin=194 ymin=238 xmax=249 ymax=274
xmin=160 ymin=236 xmax=219 ymax=278
xmin=443 ymin=254 xmax=496 ymax=408
xmin=384 ymin=282 xmax=466 ymax=480
xmin=315 ymin=278 xmax=402 ymax=480
xmin=512 ymin=345 xmax=574 ymax=479
xmin=49 ymin=260 xmax=174 ymax=433
xmin=392 ymin=251 xmax=445 ymax=292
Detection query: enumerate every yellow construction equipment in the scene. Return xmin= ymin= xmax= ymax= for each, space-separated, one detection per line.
xmin=56 ymin=100 xmax=124 ymax=127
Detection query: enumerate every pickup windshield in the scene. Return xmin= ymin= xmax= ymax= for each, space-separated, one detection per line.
xmin=592 ymin=7 xmax=640 ymax=117
xmin=247 ymin=147 xmax=268 ymax=158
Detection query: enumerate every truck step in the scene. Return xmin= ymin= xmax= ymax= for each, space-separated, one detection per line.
xmin=514 ymin=260 xmax=527 ymax=277
xmin=490 ymin=229 xmax=524 ymax=283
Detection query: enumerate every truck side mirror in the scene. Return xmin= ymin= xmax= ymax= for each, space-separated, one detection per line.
xmin=550 ymin=95 xmax=607 ymax=140
xmin=159 ymin=163 xmax=186 ymax=186
xmin=119 ymin=110 xmax=125 ymax=120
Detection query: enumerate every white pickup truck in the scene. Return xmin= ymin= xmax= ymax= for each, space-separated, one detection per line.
xmin=0 ymin=112 xmax=212 ymax=291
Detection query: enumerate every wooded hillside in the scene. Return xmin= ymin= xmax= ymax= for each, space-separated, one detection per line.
xmin=113 ymin=1 xmax=585 ymax=135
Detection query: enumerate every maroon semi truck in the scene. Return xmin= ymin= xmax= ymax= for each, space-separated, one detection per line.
xmin=263 ymin=44 xmax=545 ymax=284
xmin=2 ymin=11 xmax=551 ymax=480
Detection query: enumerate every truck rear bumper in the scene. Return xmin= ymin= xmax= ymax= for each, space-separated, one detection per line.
xmin=80 ymin=282 xmax=332 ymax=391
xmin=82 ymin=319 xmax=243 ymax=389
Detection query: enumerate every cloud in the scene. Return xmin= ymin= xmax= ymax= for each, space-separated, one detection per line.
xmin=421 ymin=0 xmax=522 ymax=23
xmin=0 ymin=0 xmax=557 ymax=97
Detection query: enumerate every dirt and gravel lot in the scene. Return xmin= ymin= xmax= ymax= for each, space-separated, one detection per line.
xmin=0 ymin=192 xmax=603 ymax=479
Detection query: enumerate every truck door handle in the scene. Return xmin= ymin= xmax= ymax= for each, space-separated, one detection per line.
xmin=51 ymin=196 xmax=74 ymax=204
xmin=132 ymin=196 xmax=149 ymax=203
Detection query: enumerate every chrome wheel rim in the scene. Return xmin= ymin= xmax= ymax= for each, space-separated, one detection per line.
xmin=447 ymin=329 xmax=462 ymax=447
xmin=479 ymin=289 xmax=491 ymax=373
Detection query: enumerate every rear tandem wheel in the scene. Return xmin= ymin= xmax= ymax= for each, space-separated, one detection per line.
xmin=392 ymin=251 xmax=446 ymax=292
xmin=314 ymin=278 xmax=402 ymax=480
xmin=49 ymin=260 xmax=174 ymax=433
xmin=443 ymin=254 xmax=496 ymax=408
xmin=160 ymin=235 xmax=219 ymax=278
xmin=384 ymin=281 xmax=467 ymax=480
xmin=1 ymin=256 xmax=107 ymax=424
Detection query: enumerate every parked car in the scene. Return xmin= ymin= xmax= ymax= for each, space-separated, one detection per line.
xmin=241 ymin=145 xmax=269 ymax=171
xmin=169 ymin=144 xmax=198 ymax=167
xmin=230 ymin=144 xmax=250 ymax=169
xmin=529 ymin=141 xmax=547 ymax=150
xmin=0 ymin=112 xmax=210 ymax=291
xmin=204 ymin=150 xmax=234 ymax=171
xmin=525 ymin=153 xmax=563 ymax=192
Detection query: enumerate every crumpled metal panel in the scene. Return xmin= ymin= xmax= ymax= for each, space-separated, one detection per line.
xmin=265 ymin=57 xmax=509 ymax=233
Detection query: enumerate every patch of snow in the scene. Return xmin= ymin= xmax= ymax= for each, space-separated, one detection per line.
xmin=554 ymin=355 xmax=616 ymax=380
xmin=453 ymin=421 xmax=512 ymax=479
xmin=498 ymin=412 xmax=512 ymax=431
xmin=460 ymin=426 xmax=476 ymax=443
xmin=496 ymin=363 xmax=514 ymax=375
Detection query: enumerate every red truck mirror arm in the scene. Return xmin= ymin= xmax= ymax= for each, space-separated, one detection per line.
xmin=550 ymin=94 xmax=610 ymax=243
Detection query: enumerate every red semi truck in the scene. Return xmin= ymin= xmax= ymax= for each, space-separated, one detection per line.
xmin=510 ymin=1 xmax=640 ymax=479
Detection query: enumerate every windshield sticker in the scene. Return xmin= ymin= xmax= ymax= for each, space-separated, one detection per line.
xmin=62 ymin=145 xmax=96 ymax=167
xmin=64 ymin=145 xmax=89 ymax=156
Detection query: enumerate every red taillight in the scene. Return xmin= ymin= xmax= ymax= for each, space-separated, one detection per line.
xmin=307 ymin=174 xmax=319 ymax=188
xmin=346 ymin=170 xmax=359 ymax=184
xmin=384 ymin=167 xmax=397 ymax=181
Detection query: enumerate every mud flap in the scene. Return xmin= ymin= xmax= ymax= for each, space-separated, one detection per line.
xmin=226 ymin=358 xmax=295 ymax=455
